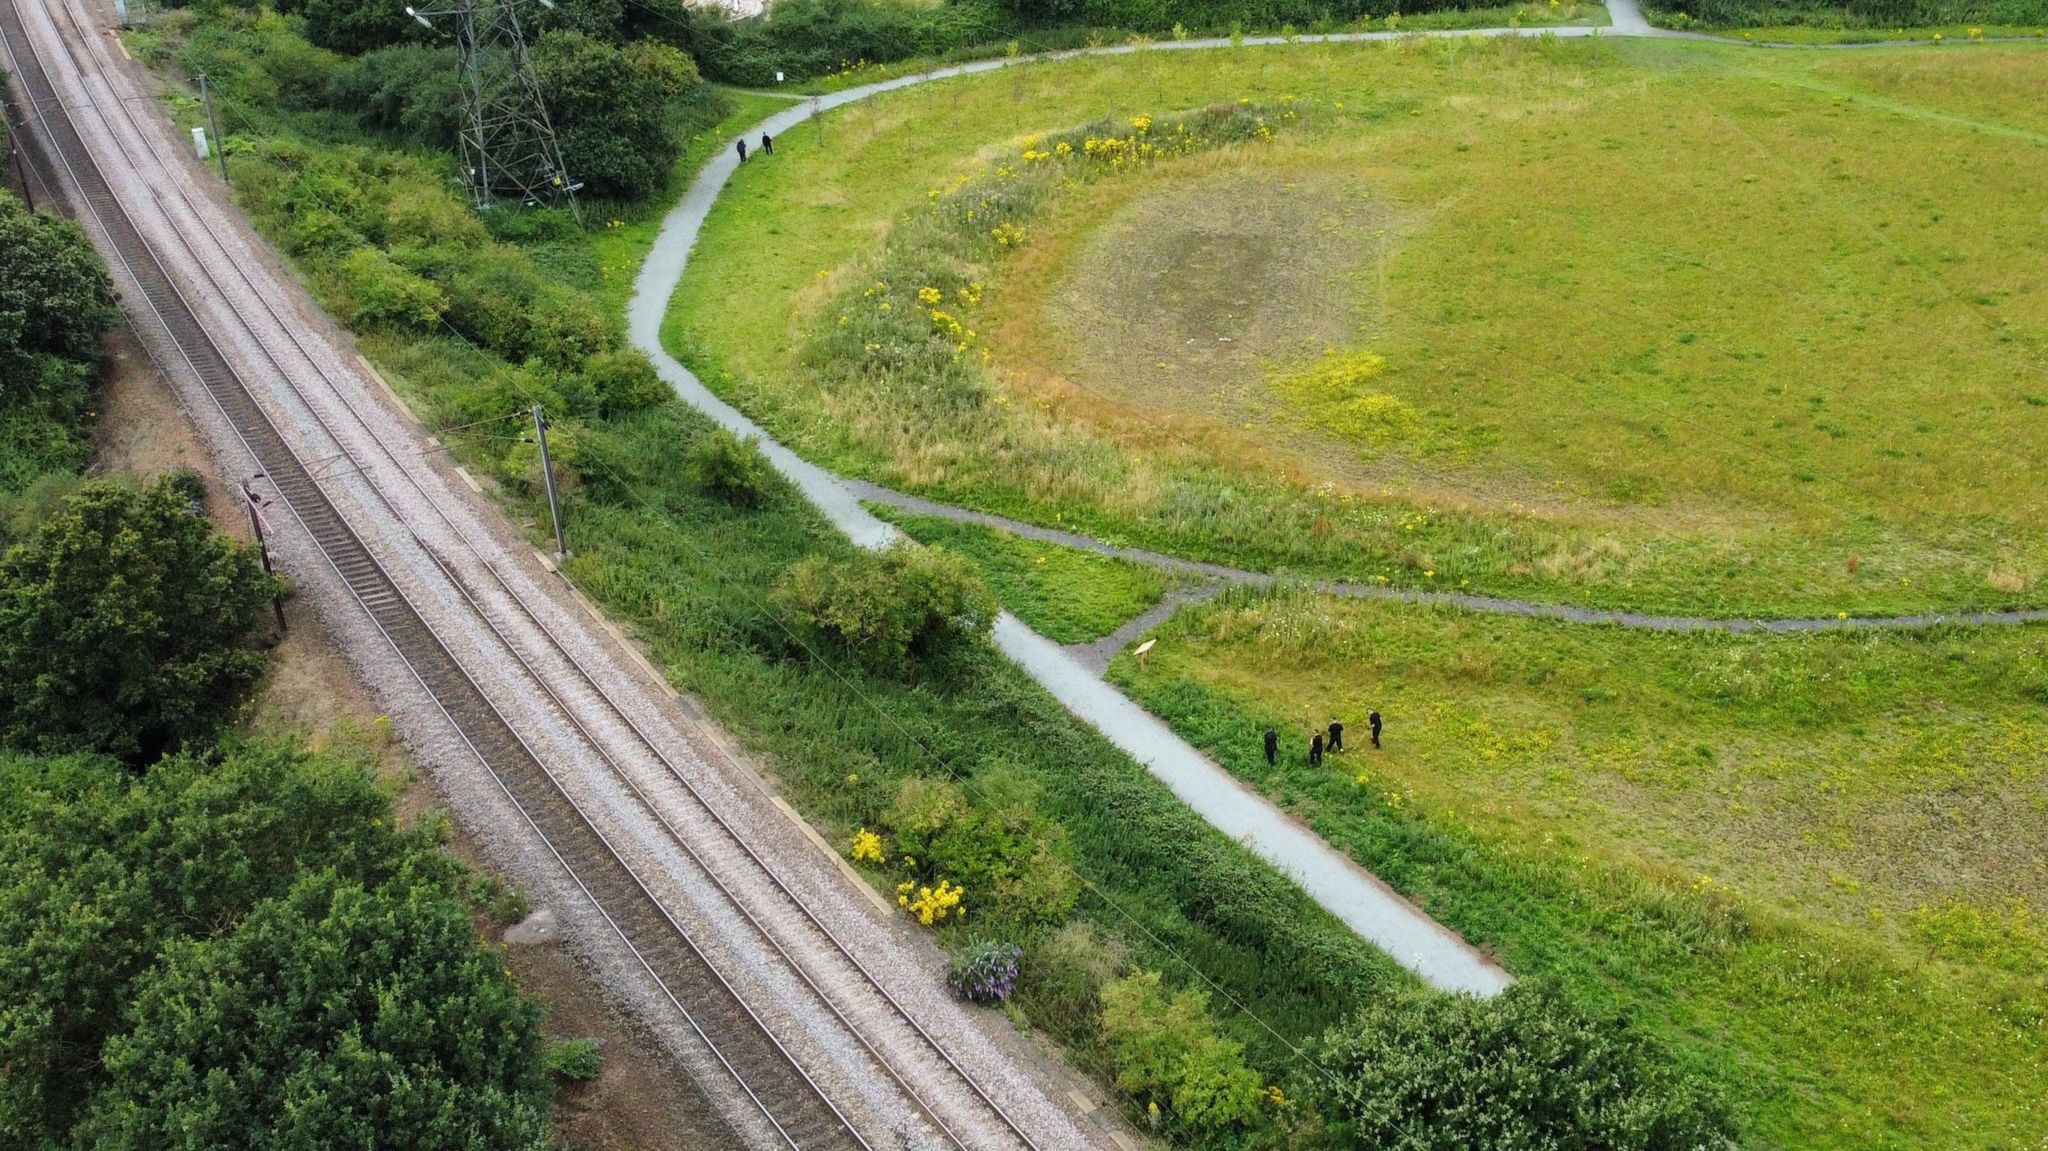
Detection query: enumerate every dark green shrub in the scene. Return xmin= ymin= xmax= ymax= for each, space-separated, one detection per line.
xmin=1099 ymin=971 xmax=1265 ymax=1136
xmin=544 ymin=1037 xmax=604 ymax=1082
xmin=530 ymin=31 xmax=700 ymax=200
xmin=1317 ymin=982 xmax=1736 ymax=1151
xmin=331 ymin=43 xmax=464 ymax=147
xmin=683 ymin=427 xmax=772 ymax=508
xmin=0 ymin=744 xmax=434 ymax=1144
xmin=773 ymin=542 xmax=997 ymax=672
xmin=303 ymin=0 xmax=413 ymax=55
xmin=0 ymin=476 xmax=281 ymax=764
xmin=0 ymin=191 xmax=117 ymax=367
xmin=79 ymin=870 xmax=551 ymax=1151
xmin=582 ymin=349 xmax=670 ymax=418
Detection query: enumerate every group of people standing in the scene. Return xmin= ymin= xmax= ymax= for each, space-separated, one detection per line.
xmin=736 ymin=132 xmax=774 ymax=162
xmin=1264 ymin=711 xmax=1380 ymax=767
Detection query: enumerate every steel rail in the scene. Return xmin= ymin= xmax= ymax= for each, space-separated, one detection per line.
xmin=0 ymin=6 xmax=869 ymax=1148
xmin=36 ymin=3 xmax=1051 ymax=1147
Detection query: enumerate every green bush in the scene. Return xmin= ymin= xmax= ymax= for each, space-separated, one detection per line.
xmin=677 ymin=0 xmax=1016 ymax=85
xmin=683 ymin=426 xmax=772 ymax=507
xmin=888 ymin=772 xmax=1078 ymax=925
xmin=530 ymin=31 xmax=701 ymax=200
xmin=303 ymin=0 xmax=413 ymax=55
xmin=78 ymin=869 xmax=551 ymax=1151
xmin=773 ymin=542 xmax=997 ymax=673
xmin=0 ymin=476 xmax=281 ymax=764
xmin=0 ymin=191 xmax=118 ymax=367
xmin=337 ymin=246 xmax=447 ymax=329
xmin=0 ymin=743 xmax=437 ymax=1144
xmin=1317 ymin=982 xmax=1735 ymax=1151
xmin=1099 ymin=970 xmax=1266 ymax=1136
xmin=544 ymin=1037 xmax=604 ymax=1081
xmin=0 ymin=189 xmax=113 ymax=494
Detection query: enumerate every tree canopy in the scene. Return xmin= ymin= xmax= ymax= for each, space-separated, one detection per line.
xmin=0 ymin=191 xmax=117 ymax=369
xmin=79 ymin=869 xmax=550 ymax=1151
xmin=531 ymin=30 xmax=700 ymax=200
xmin=0 ymin=474 xmax=281 ymax=763
xmin=0 ymin=744 xmax=430 ymax=1144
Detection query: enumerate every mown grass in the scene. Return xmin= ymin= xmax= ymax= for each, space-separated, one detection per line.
xmin=1108 ymin=587 xmax=2048 ymax=1149
xmin=873 ymin=507 xmax=1173 ymax=642
xmin=667 ymin=35 xmax=2048 ymax=618
xmin=583 ymin=88 xmax=801 ymax=324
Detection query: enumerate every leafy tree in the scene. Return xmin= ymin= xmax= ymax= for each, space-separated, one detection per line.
xmin=1098 ymin=970 xmax=1265 ymax=1135
xmin=1317 ymin=982 xmax=1736 ymax=1151
xmin=0 ymin=190 xmax=117 ymax=368
xmin=0 ymin=745 xmax=416 ymax=1146
xmin=77 ymin=869 xmax=551 ymax=1151
xmin=0 ymin=475 xmax=281 ymax=763
xmin=530 ymin=31 xmax=699 ymax=200
xmin=303 ymin=0 xmax=412 ymax=55
xmin=773 ymin=542 xmax=996 ymax=673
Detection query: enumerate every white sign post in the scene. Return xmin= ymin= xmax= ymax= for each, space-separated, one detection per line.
xmin=191 ymin=126 xmax=210 ymax=160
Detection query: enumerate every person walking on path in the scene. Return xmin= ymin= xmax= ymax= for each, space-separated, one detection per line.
xmin=761 ymin=132 xmax=774 ymax=155
xmin=736 ymin=138 xmax=749 ymax=163
xmin=1368 ymin=709 xmax=1383 ymax=749
xmin=1328 ymin=718 xmax=1344 ymax=753
xmin=1309 ymin=730 xmax=1325 ymax=767
xmin=1263 ymin=726 xmax=1278 ymax=766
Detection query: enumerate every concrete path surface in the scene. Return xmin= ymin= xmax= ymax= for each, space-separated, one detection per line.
xmin=853 ymin=482 xmax=2048 ymax=635
xmin=625 ymin=35 xmax=1547 ymax=997
xmin=624 ymin=8 xmax=2043 ymax=997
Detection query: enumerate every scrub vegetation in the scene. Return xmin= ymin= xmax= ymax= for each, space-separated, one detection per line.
xmin=671 ymin=35 xmax=2048 ymax=618
xmin=875 ymin=508 xmax=1173 ymax=643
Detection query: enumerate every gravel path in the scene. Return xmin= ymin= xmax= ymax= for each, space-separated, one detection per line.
xmin=626 ymin=33 xmax=1567 ymax=998
xmin=15 ymin=1 xmax=1113 ymax=1146
xmin=853 ymin=483 xmax=2048 ymax=635
xmin=627 ymin=5 xmax=2048 ymax=1000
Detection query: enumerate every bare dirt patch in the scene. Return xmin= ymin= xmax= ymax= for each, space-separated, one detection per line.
xmin=1046 ymin=165 xmax=1398 ymax=429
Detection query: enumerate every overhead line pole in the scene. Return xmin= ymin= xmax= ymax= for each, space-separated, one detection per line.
xmin=532 ymin=404 xmax=567 ymax=558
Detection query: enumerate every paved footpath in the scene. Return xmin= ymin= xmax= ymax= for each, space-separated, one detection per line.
xmin=626 ymin=13 xmax=2040 ymax=996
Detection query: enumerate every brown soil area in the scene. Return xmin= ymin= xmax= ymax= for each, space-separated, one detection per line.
xmin=92 ymin=321 xmax=737 ymax=1151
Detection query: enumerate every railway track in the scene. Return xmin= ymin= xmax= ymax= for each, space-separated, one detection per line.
xmin=0 ymin=3 xmax=1058 ymax=1149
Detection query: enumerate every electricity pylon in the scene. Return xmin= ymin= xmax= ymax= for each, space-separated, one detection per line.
xmin=405 ymin=0 xmax=580 ymax=216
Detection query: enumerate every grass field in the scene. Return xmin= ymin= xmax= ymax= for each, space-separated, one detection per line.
xmin=668 ymin=36 xmax=2048 ymax=618
xmin=1108 ymin=589 xmax=2048 ymax=1148
xmin=873 ymin=508 xmax=1174 ymax=642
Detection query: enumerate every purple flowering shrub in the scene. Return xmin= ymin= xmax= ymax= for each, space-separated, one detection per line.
xmin=948 ymin=939 xmax=1023 ymax=1004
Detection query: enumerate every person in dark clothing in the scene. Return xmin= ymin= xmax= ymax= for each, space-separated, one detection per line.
xmin=736 ymin=138 xmax=749 ymax=162
xmin=1327 ymin=718 xmax=1344 ymax=753
xmin=1368 ymin=710 xmax=1383 ymax=749
xmin=761 ymin=132 xmax=774 ymax=155
xmin=1309 ymin=731 xmax=1324 ymax=767
xmin=1263 ymin=727 xmax=1278 ymax=766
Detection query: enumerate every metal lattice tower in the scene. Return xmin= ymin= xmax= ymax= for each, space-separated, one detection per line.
xmin=406 ymin=0 xmax=580 ymax=215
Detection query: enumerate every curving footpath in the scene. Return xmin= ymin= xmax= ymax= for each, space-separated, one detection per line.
xmin=627 ymin=6 xmax=2040 ymax=997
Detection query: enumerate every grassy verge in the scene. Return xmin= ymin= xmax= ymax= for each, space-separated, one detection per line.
xmin=1108 ymin=586 xmax=2048 ymax=1149
xmin=667 ymin=35 xmax=2048 ymax=619
xmin=584 ymin=87 xmax=800 ymax=323
xmin=873 ymin=506 xmax=1174 ymax=642
xmin=122 ymin=9 xmax=1419 ymax=1144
